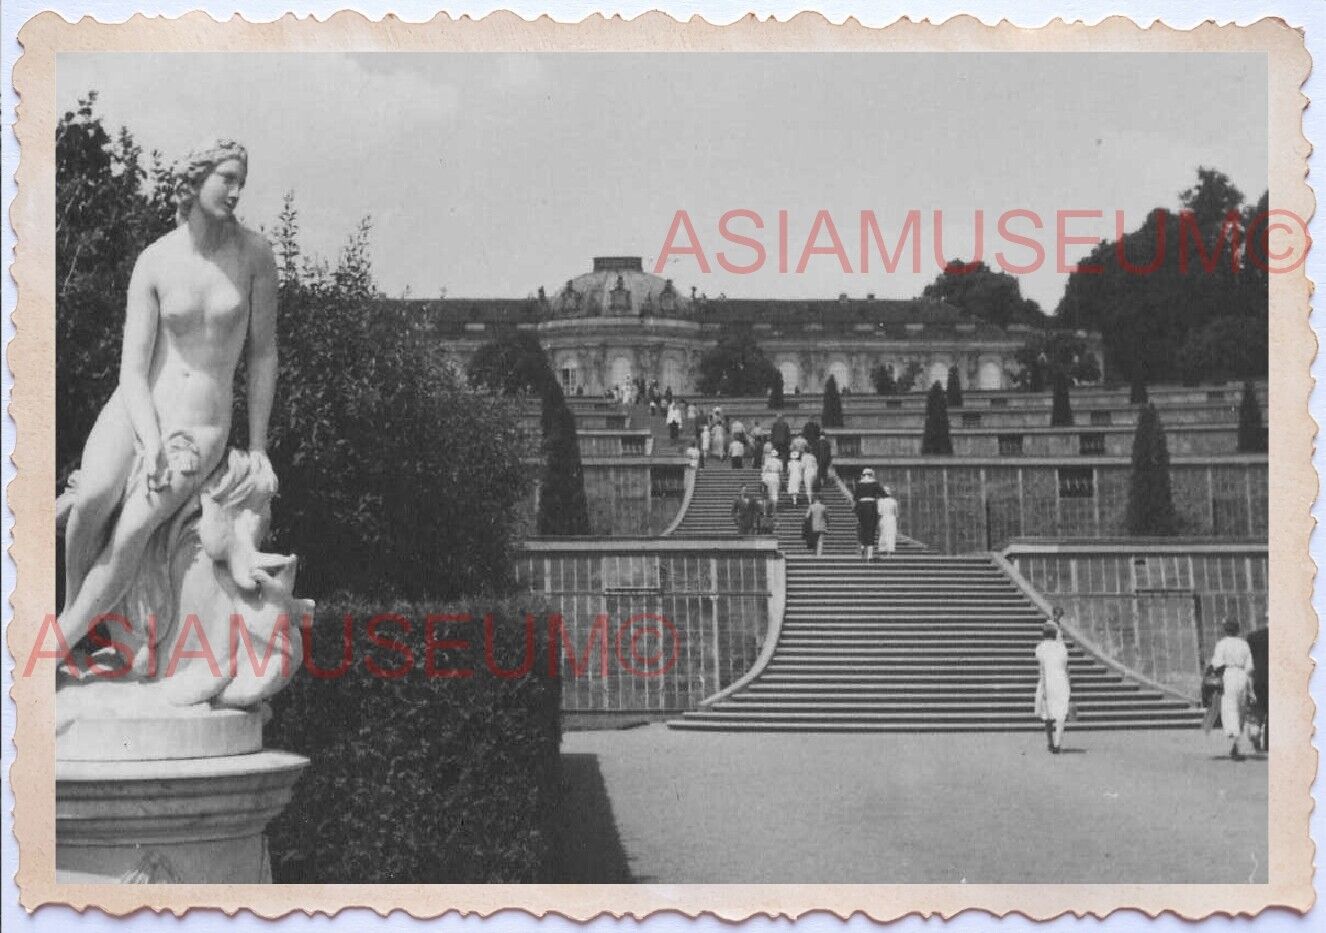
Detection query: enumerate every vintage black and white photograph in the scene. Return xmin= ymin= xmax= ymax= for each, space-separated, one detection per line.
xmin=25 ymin=29 xmax=1304 ymax=903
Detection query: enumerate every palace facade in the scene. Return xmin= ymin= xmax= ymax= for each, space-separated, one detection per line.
xmin=377 ymin=256 xmax=1103 ymax=396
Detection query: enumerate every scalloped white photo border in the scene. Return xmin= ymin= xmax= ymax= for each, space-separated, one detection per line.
xmin=2 ymin=3 xmax=1321 ymax=931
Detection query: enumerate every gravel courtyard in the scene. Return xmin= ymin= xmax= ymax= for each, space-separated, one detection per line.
xmin=557 ymin=725 xmax=1268 ymax=884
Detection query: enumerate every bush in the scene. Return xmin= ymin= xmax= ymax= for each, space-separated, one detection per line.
xmin=1051 ymin=371 xmax=1074 ymax=426
xmin=539 ymin=382 xmax=591 ymax=534
xmin=1129 ymin=377 xmax=1149 ymax=405
xmin=767 ymin=370 xmax=785 ymax=409
xmin=265 ymin=593 xmax=563 ymax=883
xmin=1176 ymin=315 xmax=1268 ymax=386
xmin=945 ymin=366 xmax=963 ymax=408
xmin=696 ymin=326 xmax=778 ymax=396
xmin=922 ymin=382 xmax=953 ymax=455
xmin=1126 ymin=404 xmax=1180 ymax=535
xmin=871 ymin=364 xmax=897 ymax=396
xmin=468 ymin=330 xmax=557 ymax=398
xmin=56 ymin=96 xmax=175 ymax=479
xmin=270 ymin=284 xmax=530 ymax=599
xmin=1237 ymin=380 xmax=1267 ymax=453
xmin=821 ymin=376 xmax=844 ymax=428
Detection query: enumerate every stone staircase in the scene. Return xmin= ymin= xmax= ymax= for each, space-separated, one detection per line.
xmin=668 ymin=553 xmax=1204 ymax=732
xmin=668 ymin=464 xmax=924 ymax=554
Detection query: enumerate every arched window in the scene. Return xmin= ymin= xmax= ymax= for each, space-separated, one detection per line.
xmin=978 ymin=358 xmax=1004 ymax=390
xmin=928 ymin=360 xmax=950 ymax=391
xmin=662 ymin=354 xmax=686 ymax=394
xmin=610 ymin=354 xmax=634 ymax=389
xmin=827 ymin=360 xmax=852 ymax=392
xmin=778 ymin=360 xmax=801 ymax=394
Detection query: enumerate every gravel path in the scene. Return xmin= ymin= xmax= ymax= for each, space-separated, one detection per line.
xmin=557 ymin=725 xmax=1267 ymax=883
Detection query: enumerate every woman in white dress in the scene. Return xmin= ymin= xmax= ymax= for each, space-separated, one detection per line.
xmin=876 ymin=486 xmax=899 ymax=556
xmin=1209 ymin=619 xmax=1256 ymax=760
xmin=711 ymin=419 xmax=726 ymax=463
xmin=1034 ymin=614 xmax=1072 ymax=753
xmin=801 ymin=450 xmax=819 ymax=496
xmin=761 ymin=443 xmax=782 ymax=506
xmin=786 ymin=449 xmax=805 ymax=507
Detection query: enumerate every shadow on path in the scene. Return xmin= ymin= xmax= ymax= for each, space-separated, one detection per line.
xmin=552 ymin=753 xmax=637 ymax=882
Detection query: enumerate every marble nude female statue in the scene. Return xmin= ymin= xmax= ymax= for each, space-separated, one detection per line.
xmin=58 ymin=139 xmax=300 ymax=700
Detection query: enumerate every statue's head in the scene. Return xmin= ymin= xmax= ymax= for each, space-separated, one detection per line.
xmin=198 ymin=450 xmax=278 ymax=562
xmin=174 ymin=139 xmax=249 ymax=226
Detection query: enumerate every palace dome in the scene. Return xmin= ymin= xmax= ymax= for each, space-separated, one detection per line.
xmin=547 ymin=256 xmax=690 ymax=319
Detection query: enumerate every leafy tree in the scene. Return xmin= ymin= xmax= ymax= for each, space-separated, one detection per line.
xmin=1237 ymin=380 xmax=1267 ymax=453
xmin=922 ymin=259 xmax=1046 ymax=327
xmin=1051 ymin=371 xmax=1074 ymax=426
xmin=821 ymin=375 xmax=844 ymax=428
xmin=467 ymin=332 xmax=590 ymax=534
xmin=896 ymin=361 xmax=924 ymax=393
xmin=1129 ymin=377 xmax=1149 ymax=405
xmin=468 ymin=330 xmax=557 ymax=398
xmin=921 ymin=382 xmax=953 ymax=455
xmin=1176 ymin=315 xmax=1268 ymax=386
xmin=1126 ymin=404 xmax=1180 ymax=535
xmin=56 ymin=94 xmax=176 ymax=477
xmin=871 ymin=364 xmax=897 ymax=395
xmin=538 ymin=381 xmax=591 ymax=535
xmin=945 ymin=366 xmax=963 ymax=408
xmin=696 ymin=327 xmax=778 ymax=396
xmin=1014 ymin=331 xmax=1098 ymax=391
xmin=767 ymin=370 xmax=785 ymax=409
xmin=1057 ymin=167 xmax=1267 ymax=385
xmin=268 ymin=213 xmax=531 ymax=597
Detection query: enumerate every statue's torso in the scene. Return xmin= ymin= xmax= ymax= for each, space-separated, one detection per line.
xmin=147 ymin=228 xmax=257 ymax=428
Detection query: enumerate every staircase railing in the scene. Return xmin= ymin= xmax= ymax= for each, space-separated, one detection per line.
xmin=990 ymin=552 xmax=1200 ymax=705
xmin=697 ymin=551 xmax=787 ymax=708
xmin=659 ymin=463 xmax=697 ymax=537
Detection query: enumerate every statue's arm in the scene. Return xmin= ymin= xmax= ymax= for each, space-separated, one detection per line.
xmin=119 ymin=250 xmax=164 ymax=476
xmin=246 ymin=238 xmax=279 ymax=453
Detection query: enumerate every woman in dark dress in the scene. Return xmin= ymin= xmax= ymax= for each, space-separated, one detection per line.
xmin=853 ymin=467 xmax=885 ymax=561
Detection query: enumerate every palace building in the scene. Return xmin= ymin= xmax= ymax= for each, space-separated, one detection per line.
xmin=377 ymin=256 xmax=1103 ymax=396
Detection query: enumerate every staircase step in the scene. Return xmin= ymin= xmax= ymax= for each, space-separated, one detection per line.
xmin=677 ymin=709 xmax=1201 ymax=724
xmin=747 ymin=683 xmax=1150 ymax=694
xmin=710 ymin=699 xmax=1195 ymax=713
xmin=667 ymin=718 xmax=1202 ymax=733
xmin=765 ymin=660 xmax=1103 ymax=671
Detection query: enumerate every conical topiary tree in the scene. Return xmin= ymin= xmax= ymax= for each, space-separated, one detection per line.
xmin=768 ymin=370 xmax=785 ymax=409
xmin=921 ymin=381 xmax=953 ymax=455
xmin=1028 ymin=359 xmax=1046 ymax=393
xmin=1051 ymin=371 xmax=1074 ymax=426
xmin=1129 ymin=376 xmax=1149 ymax=405
xmin=1125 ymin=403 xmax=1180 ymax=535
xmin=1237 ymin=380 xmax=1267 ymax=453
xmin=871 ymin=364 xmax=897 ymax=396
xmin=822 ymin=375 xmax=844 ymax=428
xmin=946 ymin=365 xmax=964 ymax=408
xmin=537 ymin=380 xmax=591 ymax=535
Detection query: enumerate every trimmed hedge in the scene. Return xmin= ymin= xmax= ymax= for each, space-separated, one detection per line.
xmin=264 ymin=593 xmax=562 ymax=882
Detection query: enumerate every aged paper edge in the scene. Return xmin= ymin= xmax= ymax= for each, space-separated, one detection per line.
xmin=7 ymin=9 xmax=1316 ymax=921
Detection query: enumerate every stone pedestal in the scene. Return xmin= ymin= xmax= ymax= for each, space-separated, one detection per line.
xmin=56 ymin=709 xmax=307 ymax=883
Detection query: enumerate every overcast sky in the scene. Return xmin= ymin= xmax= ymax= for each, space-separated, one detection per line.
xmin=58 ymin=52 xmax=1266 ymax=312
